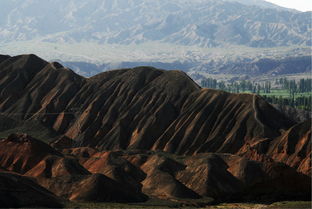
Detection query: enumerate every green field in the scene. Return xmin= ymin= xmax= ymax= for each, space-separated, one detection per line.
xmin=260 ymin=89 xmax=311 ymax=98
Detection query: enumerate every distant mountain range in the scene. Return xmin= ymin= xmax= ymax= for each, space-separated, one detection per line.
xmin=0 ymin=0 xmax=310 ymax=80
xmin=61 ymin=56 xmax=311 ymax=80
xmin=0 ymin=0 xmax=310 ymax=48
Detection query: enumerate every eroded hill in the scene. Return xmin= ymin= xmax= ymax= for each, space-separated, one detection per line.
xmin=0 ymin=54 xmax=311 ymax=206
xmin=0 ymin=54 xmax=295 ymax=153
xmin=0 ymin=133 xmax=310 ymax=207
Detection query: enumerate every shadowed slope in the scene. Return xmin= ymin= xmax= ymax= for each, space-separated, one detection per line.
xmin=152 ymin=90 xmax=293 ymax=154
xmin=65 ymin=67 xmax=201 ymax=150
xmin=79 ymin=149 xmax=311 ymax=201
xmin=238 ymin=120 xmax=312 ymax=175
xmin=0 ymin=133 xmax=61 ymax=174
xmin=0 ymin=54 xmax=48 ymax=113
xmin=0 ymin=133 xmax=310 ymax=203
xmin=268 ymin=120 xmax=311 ymax=175
xmin=0 ymin=54 xmax=295 ymax=157
xmin=0 ymin=54 xmax=84 ymax=126
xmin=0 ymin=55 xmax=10 ymax=64
xmin=140 ymin=154 xmax=201 ymax=199
xmin=0 ymin=172 xmax=63 ymax=208
xmin=7 ymin=134 xmax=147 ymax=204
xmin=25 ymin=155 xmax=90 ymax=178
xmin=83 ymin=151 xmax=146 ymax=193
xmin=79 ymin=150 xmax=312 ymax=201
xmin=69 ymin=173 xmax=148 ymax=203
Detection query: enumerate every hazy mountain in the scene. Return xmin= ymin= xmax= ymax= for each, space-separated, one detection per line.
xmin=60 ymin=55 xmax=311 ymax=80
xmin=0 ymin=0 xmax=310 ymax=82
xmin=190 ymin=55 xmax=312 ymax=80
xmin=0 ymin=0 xmax=310 ymax=48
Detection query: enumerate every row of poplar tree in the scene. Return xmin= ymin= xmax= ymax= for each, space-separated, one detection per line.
xmin=201 ymin=78 xmax=311 ymax=110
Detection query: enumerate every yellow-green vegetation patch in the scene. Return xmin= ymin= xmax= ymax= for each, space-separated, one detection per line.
xmin=267 ymin=201 xmax=311 ymax=209
xmin=64 ymin=197 xmax=214 ymax=209
xmin=205 ymin=201 xmax=311 ymax=209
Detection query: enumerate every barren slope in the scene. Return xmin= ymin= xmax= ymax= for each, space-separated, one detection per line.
xmin=0 ymin=54 xmax=295 ymax=156
xmin=0 ymin=54 xmax=310 ymax=206
xmin=0 ymin=134 xmax=309 ymax=204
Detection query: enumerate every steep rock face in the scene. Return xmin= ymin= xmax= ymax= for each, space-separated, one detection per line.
xmin=140 ymin=154 xmax=200 ymax=199
xmin=176 ymin=154 xmax=243 ymax=199
xmin=83 ymin=151 xmax=146 ymax=196
xmin=268 ymin=121 xmax=311 ymax=175
xmin=0 ymin=55 xmax=295 ymax=157
xmin=0 ymin=133 xmax=61 ymax=174
xmin=238 ymin=121 xmax=311 ymax=175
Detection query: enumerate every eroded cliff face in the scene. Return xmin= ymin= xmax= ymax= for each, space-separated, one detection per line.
xmin=238 ymin=120 xmax=311 ymax=175
xmin=0 ymin=133 xmax=61 ymax=174
xmin=0 ymin=54 xmax=294 ymax=155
